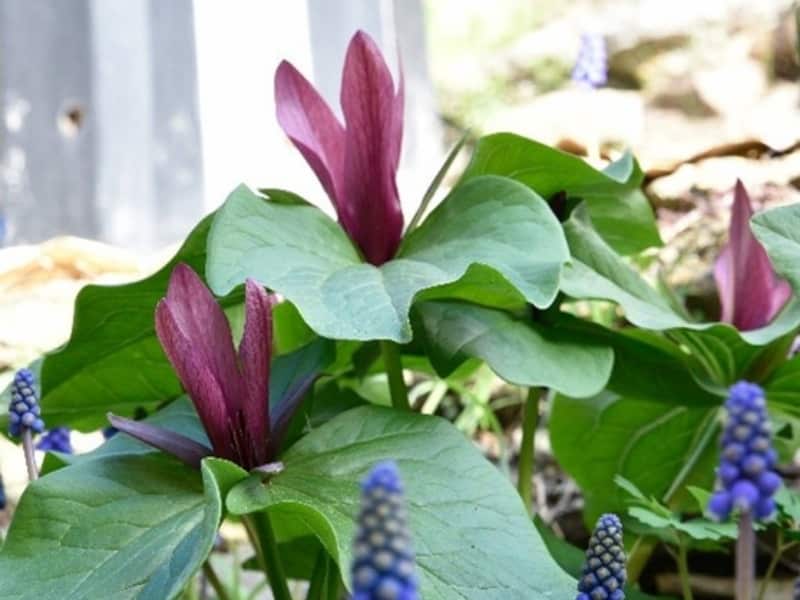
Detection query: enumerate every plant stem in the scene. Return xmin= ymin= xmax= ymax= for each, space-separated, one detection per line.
xmin=244 ymin=511 xmax=292 ymax=600
xmin=756 ymin=530 xmax=785 ymax=600
xmin=21 ymin=430 xmax=38 ymax=481
xmin=380 ymin=340 xmax=410 ymax=411
xmin=202 ymin=561 xmax=232 ymax=600
xmin=517 ymin=388 xmax=539 ymax=514
xmin=676 ymin=542 xmax=694 ymax=600
xmin=736 ymin=512 xmax=755 ymax=600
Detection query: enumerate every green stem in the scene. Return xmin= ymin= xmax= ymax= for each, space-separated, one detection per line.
xmin=306 ymin=550 xmax=329 ymax=600
xmin=244 ymin=512 xmax=292 ymax=600
xmin=202 ymin=561 xmax=232 ymax=600
xmin=675 ymin=542 xmax=694 ymax=600
xmin=517 ymin=388 xmax=539 ymax=514
xmin=380 ymin=341 xmax=410 ymax=411
xmin=756 ymin=530 xmax=784 ymax=600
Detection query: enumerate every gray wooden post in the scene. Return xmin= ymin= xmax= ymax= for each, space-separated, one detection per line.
xmin=0 ymin=0 xmax=203 ymax=249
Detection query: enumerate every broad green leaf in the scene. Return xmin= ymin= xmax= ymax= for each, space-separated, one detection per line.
xmin=561 ymin=206 xmax=800 ymax=348
xmin=626 ymin=507 xmax=736 ymax=543
xmin=206 ymin=177 xmax=568 ymax=343
xmin=551 ymin=322 xmax=719 ymax=404
xmin=752 ymin=202 xmax=800 ymax=292
xmin=226 ymin=406 xmax=576 ymax=599
xmin=415 ymin=301 xmax=613 ymax=397
xmin=460 ymin=132 xmax=661 ymax=254
xmin=550 ymin=391 xmax=719 ymax=521
xmin=0 ymin=455 xmax=227 ymax=600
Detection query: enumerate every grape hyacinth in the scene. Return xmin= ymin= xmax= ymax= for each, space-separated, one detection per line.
xmin=794 ymin=575 xmax=800 ymax=600
xmin=0 ymin=471 xmax=6 ymax=510
xmin=351 ymin=461 xmax=418 ymax=600
xmin=572 ymin=33 xmax=608 ymax=89
xmin=8 ymin=368 xmax=44 ymax=438
xmin=37 ymin=427 xmax=73 ymax=454
xmin=576 ymin=513 xmax=626 ymax=600
xmin=708 ymin=382 xmax=781 ymax=521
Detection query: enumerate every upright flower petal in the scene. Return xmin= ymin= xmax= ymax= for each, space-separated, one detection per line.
xmin=340 ymin=31 xmax=404 ymax=265
xmin=714 ymin=181 xmax=791 ymax=331
xmin=236 ymin=279 xmax=274 ymax=466
xmin=155 ymin=265 xmax=238 ymax=460
xmin=275 ymin=61 xmax=346 ymax=213
xmin=274 ymin=30 xmax=404 ymax=266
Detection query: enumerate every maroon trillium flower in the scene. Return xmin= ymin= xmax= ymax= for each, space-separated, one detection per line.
xmin=275 ymin=30 xmax=404 ymax=266
xmin=109 ymin=264 xmax=312 ymax=470
xmin=714 ymin=180 xmax=791 ymax=331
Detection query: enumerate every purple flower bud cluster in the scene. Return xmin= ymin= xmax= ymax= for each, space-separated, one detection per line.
xmin=708 ymin=382 xmax=781 ymax=521
xmin=8 ymin=368 xmax=44 ymax=437
xmin=37 ymin=427 xmax=73 ymax=454
xmin=351 ymin=461 xmax=419 ymax=600
xmin=576 ymin=513 xmax=626 ymax=600
xmin=572 ymin=33 xmax=608 ymax=89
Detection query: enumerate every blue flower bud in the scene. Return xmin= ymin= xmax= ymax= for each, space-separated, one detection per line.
xmin=572 ymin=33 xmax=608 ymax=89
xmin=351 ymin=461 xmax=418 ymax=600
xmin=708 ymin=382 xmax=781 ymax=521
xmin=8 ymin=368 xmax=44 ymax=437
xmin=37 ymin=427 xmax=73 ymax=454
xmin=0 ymin=471 xmax=6 ymax=510
xmin=576 ymin=513 xmax=626 ymax=600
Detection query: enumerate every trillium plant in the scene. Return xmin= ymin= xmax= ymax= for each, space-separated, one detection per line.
xmin=1 ymin=29 xmax=799 ymax=600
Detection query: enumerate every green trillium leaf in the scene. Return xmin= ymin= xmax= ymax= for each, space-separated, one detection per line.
xmin=226 ymin=406 xmax=576 ymax=599
xmin=550 ymin=391 xmax=719 ymax=521
xmin=414 ymin=300 xmax=613 ymax=397
xmin=0 ymin=455 xmax=231 ymax=600
xmin=460 ymin=132 xmax=661 ymax=254
xmin=206 ymin=176 xmax=569 ymax=343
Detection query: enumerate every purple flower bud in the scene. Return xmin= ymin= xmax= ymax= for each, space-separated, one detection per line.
xmin=576 ymin=514 xmax=626 ymax=600
xmin=718 ymin=462 xmax=739 ymax=485
xmin=36 ymin=427 xmax=73 ymax=454
xmin=351 ymin=461 xmax=418 ymax=600
xmin=8 ymin=368 xmax=45 ymax=437
xmin=0 ymin=470 xmax=5 ymax=511
xmin=708 ymin=382 xmax=781 ymax=522
xmin=756 ymin=471 xmax=781 ymax=495
xmin=708 ymin=490 xmax=733 ymax=520
xmin=731 ymin=480 xmax=759 ymax=511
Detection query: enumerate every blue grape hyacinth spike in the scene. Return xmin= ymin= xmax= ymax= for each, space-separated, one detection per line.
xmin=8 ymin=368 xmax=45 ymax=438
xmin=708 ymin=382 xmax=781 ymax=521
xmin=576 ymin=513 xmax=626 ymax=600
xmin=0 ymin=471 xmax=6 ymax=511
xmin=351 ymin=461 xmax=419 ymax=600
xmin=37 ymin=427 xmax=73 ymax=454
xmin=572 ymin=32 xmax=608 ymax=89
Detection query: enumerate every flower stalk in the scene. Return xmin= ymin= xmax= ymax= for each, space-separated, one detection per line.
xmin=380 ymin=340 xmax=410 ymax=411
xmin=244 ymin=511 xmax=291 ymax=600
xmin=517 ymin=387 xmax=540 ymax=514
xmin=736 ymin=512 xmax=755 ymax=600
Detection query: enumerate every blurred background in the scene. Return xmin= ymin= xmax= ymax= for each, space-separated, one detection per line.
xmin=0 ymin=1 xmax=799 ymax=595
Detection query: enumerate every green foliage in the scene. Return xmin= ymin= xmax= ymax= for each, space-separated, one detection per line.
xmin=415 ymin=300 xmax=613 ymax=397
xmin=226 ymin=406 xmax=577 ymax=599
xmin=206 ymin=177 xmax=568 ymax=342
xmin=461 ymin=132 xmax=661 ymax=254
xmin=0 ymin=455 xmax=236 ymax=600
